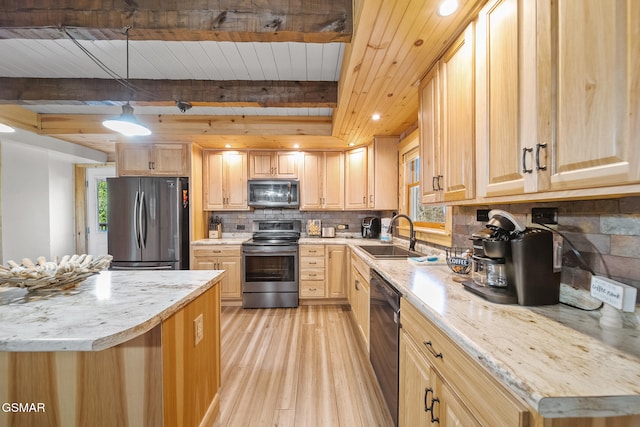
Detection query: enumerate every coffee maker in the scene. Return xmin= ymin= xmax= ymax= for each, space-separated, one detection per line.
xmin=464 ymin=209 xmax=561 ymax=306
xmin=361 ymin=217 xmax=381 ymax=238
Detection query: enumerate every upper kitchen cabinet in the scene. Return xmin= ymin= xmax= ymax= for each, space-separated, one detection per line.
xmin=367 ymin=136 xmax=399 ymax=210
xmin=345 ymin=137 xmax=399 ymax=210
xmin=300 ymin=152 xmax=344 ymax=210
xmin=475 ymin=0 xmax=528 ymax=198
xmin=420 ymin=24 xmax=476 ymax=204
xmin=249 ymin=151 xmax=299 ymax=179
xmin=117 ymin=143 xmax=188 ymax=177
xmin=533 ymin=0 xmax=640 ymax=193
xmin=203 ymin=150 xmax=249 ymax=211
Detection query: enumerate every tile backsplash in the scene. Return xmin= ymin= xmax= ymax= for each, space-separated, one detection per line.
xmin=451 ymin=197 xmax=640 ymax=293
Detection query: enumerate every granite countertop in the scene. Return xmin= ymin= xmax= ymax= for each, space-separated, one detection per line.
xmin=346 ymin=243 xmax=640 ymax=418
xmin=0 ymin=270 xmax=225 ymax=352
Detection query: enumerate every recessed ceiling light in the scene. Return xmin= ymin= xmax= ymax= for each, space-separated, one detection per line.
xmin=293 ymin=144 xmax=300 ymax=149
xmin=0 ymin=123 xmax=16 ymax=133
xmin=438 ymin=0 xmax=458 ymax=16
xmin=371 ymin=113 xmax=381 ymax=121
xmin=348 ymin=142 xmax=355 ymax=147
xmin=224 ymin=144 xmax=231 ymax=148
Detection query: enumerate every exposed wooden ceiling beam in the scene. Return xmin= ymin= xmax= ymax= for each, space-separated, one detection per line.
xmin=40 ymin=114 xmax=333 ymax=136
xmin=0 ymin=0 xmax=352 ymax=43
xmin=0 ymin=78 xmax=337 ymax=107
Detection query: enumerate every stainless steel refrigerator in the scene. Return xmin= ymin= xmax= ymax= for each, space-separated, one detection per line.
xmin=107 ymin=177 xmax=189 ymax=270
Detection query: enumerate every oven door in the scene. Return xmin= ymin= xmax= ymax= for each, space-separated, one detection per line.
xmin=242 ymin=244 xmax=299 ymax=308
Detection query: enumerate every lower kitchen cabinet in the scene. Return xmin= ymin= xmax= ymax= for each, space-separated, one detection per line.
xmin=191 ymin=245 xmax=241 ymax=299
xmin=400 ymin=331 xmax=480 ymax=427
xmin=350 ymin=252 xmax=370 ymax=351
xmin=400 ymin=299 xmax=529 ymax=427
xmin=299 ymin=244 xmax=347 ymax=300
xmin=326 ymin=244 xmax=347 ymax=299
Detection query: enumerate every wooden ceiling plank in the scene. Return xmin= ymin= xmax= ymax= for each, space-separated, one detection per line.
xmin=0 ymin=0 xmax=352 ymax=43
xmin=0 ymin=78 xmax=337 ymax=107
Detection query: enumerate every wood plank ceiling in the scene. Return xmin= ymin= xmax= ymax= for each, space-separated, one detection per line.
xmin=0 ymin=0 xmax=485 ymax=159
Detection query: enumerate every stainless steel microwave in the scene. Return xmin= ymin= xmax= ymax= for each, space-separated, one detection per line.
xmin=247 ymin=179 xmax=299 ymax=208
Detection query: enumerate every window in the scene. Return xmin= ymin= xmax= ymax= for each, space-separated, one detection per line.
xmin=97 ymin=179 xmax=108 ymax=232
xmin=404 ymin=148 xmax=445 ymax=230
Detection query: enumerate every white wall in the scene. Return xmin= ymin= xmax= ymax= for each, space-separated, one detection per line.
xmin=1 ymin=140 xmax=76 ymax=262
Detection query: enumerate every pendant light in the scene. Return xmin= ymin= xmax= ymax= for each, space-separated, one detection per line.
xmin=0 ymin=123 xmax=16 ymax=133
xmin=102 ymin=29 xmax=151 ymax=136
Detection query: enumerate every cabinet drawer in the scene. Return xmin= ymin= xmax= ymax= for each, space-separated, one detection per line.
xmin=300 ymin=256 xmax=325 ymax=269
xmin=300 ymin=245 xmax=325 ymax=256
xmin=401 ymin=300 xmax=529 ymax=427
xmin=300 ymin=269 xmax=325 ymax=281
xmin=192 ymin=245 xmax=241 ymax=257
xmin=300 ymin=281 xmax=325 ymax=298
xmin=351 ymin=252 xmax=370 ymax=281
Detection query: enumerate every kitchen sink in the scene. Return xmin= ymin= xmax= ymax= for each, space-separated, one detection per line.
xmin=357 ymin=245 xmax=422 ymax=259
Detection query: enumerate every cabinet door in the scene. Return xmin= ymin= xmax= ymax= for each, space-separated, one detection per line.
xmin=224 ymin=152 xmax=248 ymax=210
xmin=440 ymin=24 xmax=475 ymax=202
xmin=438 ymin=381 xmax=482 ymax=427
xmin=191 ymin=257 xmax=218 ymax=270
xmin=152 ymin=144 xmax=187 ymax=176
xmin=345 ymin=147 xmax=368 ymax=209
xmin=219 ymin=257 xmax=241 ymax=298
xmin=300 ymin=152 xmax=323 ymax=210
xmin=536 ymin=0 xmax=640 ymax=191
xmin=274 ymin=152 xmax=299 ymax=178
xmin=249 ymin=152 xmax=274 ymax=178
xmin=326 ymin=245 xmax=346 ymax=298
xmin=399 ymin=332 xmax=434 ymax=427
xmin=419 ymin=67 xmax=442 ymax=204
xmin=368 ymin=137 xmax=399 ymax=210
xmin=323 ymin=152 xmax=345 ymax=210
xmin=117 ymin=144 xmax=153 ymax=176
xmin=203 ymin=151 xmax=225 ymax=210
xmin=476 ymin=0 xmax=527 ymax=197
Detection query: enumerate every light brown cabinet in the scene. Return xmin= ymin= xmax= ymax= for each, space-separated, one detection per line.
xmin=300 ymin=152 xmax=344 ymax=210
xmin=191 ymin=245 xmax=242 ymax=299
xmin=420 ymin=24 xmax=475 ymax=204
xmin=299 ymin=245 xmax=326 ymax=299
xmin=203 ymin=150 xmax=248 ymax=211
xmin=400 ymin=300 xmax=529 ymax=427
xmin=476 ymin=0 xmax=640 ymax=201
xmin=249 ymin=151 xmax=299 ymax=178
xmin=349 ymin=252 xmax=370 ymax=350
xmin=345 ymin=137 xmax=399 ymax=210
xmin=117 ymin=143 xmax=188 ymax=176
xmin=326 ymin=244 xmax=347 ymax=299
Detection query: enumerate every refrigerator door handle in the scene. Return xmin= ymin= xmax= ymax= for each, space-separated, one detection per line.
xmin=139 ymin=191 xmax=146 ymax=249
xmin=134 ymin=191 xmax=141 ymax=249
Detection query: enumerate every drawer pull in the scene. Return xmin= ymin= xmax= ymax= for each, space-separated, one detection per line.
xmin=309 ymin=287 xmax=316 ymax=291
xmin=423 ymin=341 xmax=443 ymax=359
xmin=309 ymin=273 xmax=317 ymax=277
xmin=309 ymin=261 xmax=317 ymax=265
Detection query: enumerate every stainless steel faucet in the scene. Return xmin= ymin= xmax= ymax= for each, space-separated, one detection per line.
xmin=388 ymin=214 xmax=417 ymax=251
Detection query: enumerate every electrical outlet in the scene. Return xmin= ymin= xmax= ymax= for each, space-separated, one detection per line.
xmin=590 ymin=276 xmax=637 ymax=312
xmin=236 ymin=224 xmax=245 ymax=230
xmin=337 ymin=224 xmax=349 ymax=230
xmin=532 ymin=207 xmax=558 ymax=225
xmin=194 ymin=313 xmax=204 ymax=346
xmin=476 ymin=209 xmax=490 ymax=222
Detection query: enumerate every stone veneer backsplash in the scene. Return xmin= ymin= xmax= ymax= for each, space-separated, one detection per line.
xmin=451 ymin=196 xmax=640 ymax=293
xmin=208 ymin=209 xmax=394 ymax=237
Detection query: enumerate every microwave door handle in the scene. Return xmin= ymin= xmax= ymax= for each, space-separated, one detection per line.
xmin=287 ymin=181 xmax=292 ymax=204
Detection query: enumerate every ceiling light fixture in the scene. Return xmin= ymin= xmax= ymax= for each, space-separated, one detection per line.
xmin=0 ymin=123 xmax=16 ymax=133
xmin=371 ymin=113 xmax=381 ymax=121
xmin=438 ymin=0 xmax=459 ymax=17
xmin=102 ymin=28 xmax=151 ymax=137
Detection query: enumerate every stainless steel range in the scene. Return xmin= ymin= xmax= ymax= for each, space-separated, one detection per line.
xmin=241 ymin=220 xmax=300 ymax=308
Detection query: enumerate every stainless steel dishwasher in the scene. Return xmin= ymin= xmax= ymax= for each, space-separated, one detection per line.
xmin=369 ymin=269 xmax=401 ymax=426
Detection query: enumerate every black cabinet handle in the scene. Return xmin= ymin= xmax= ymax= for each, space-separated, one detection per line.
xmin=536 ymin=143 xmax=548 ymax=171
xmin=424 ymin=387 xmax=433 ymax=413
xmin=423 ymin=340 xmax=443 ymax=359
xmin=432 ymin=176 xmax=438 ymax=191
xmin=522 ymin=147 xmax=533 ymax=173
xmin=430 ymin=397 xmax=440 ymax=423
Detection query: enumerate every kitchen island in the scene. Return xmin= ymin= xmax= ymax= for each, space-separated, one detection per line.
xmin=0 ymin=270 xmax=224 ymax=427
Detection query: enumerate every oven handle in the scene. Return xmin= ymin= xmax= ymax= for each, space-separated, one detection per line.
xmin=242 ymin=247 xmax=298 ymax=256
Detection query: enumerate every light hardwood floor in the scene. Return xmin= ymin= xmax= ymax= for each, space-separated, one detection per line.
xmin=213 ymin=305 xmax=394 ymax=427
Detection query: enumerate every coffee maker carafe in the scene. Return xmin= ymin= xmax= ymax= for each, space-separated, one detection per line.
xmin=464 ymin=209 xmax=561 ymax=306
